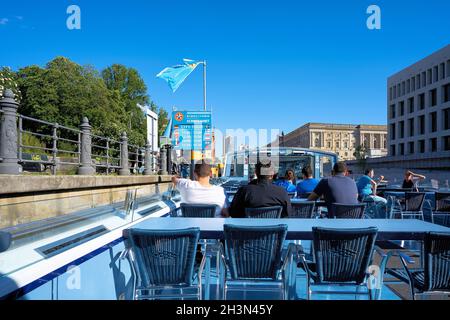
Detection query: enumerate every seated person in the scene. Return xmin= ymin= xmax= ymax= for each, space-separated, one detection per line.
xmin=296 ymin=166 xmax=319 ymax=197
xmin=402 ymin=170 xmax=426 ymax=191
xmin=274 ymin=169 xmax=297 ymax=193
xmin=228 ymin=160 xmax=292 ymax=218
xmin=308 ymin=162 xmax=358 ymax=217
xmin=172 ymin=161 xmax=227 ymax=217
xmin=356 ymin=168 xmax=387 ymax=205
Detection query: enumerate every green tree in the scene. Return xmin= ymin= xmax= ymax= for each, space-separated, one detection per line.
xmin=0 ymin=66 xmax=21 ymax=101
xmin=101 ymin=64 xmax=169 ymax=144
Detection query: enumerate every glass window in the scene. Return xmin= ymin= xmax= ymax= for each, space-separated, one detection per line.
xmin=430 ymin=89 xmax=437 ymax=106
xmin=430 ymin=112 xmax=437 ymax=132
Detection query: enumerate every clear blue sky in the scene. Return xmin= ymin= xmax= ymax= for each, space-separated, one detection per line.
xmin=1 ymin=0 xmax=449 ymax=142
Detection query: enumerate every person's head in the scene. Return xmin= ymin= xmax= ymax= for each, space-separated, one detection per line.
xmin=255 ymin=160 xmax=275 ymax=182
xmin=194 ymin=161 xmax=211 ymax=180
xmin=333 ymin=162 xmax=348 ymax=176
xmin=365 ymin=168 xmax=374 ymax=178
xmin=285 ymin=169 xmax=295 ymax=181
xmin=301 ymin=166 xmax=313 ymax=179
xmin=404 ymin=170 xmax=413 ymax=181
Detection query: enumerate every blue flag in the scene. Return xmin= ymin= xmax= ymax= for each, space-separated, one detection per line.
xmin=156 ymin=59 xmax=202 ymax=92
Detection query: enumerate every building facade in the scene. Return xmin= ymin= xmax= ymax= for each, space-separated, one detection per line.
xmin=279 ymin=123 xmax=387 ymax=160
xmin=387 ymin=45 xmax=450 ymax=157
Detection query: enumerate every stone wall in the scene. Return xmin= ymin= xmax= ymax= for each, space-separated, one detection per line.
xmin=0 ymin=175 xmax=172 ymax=228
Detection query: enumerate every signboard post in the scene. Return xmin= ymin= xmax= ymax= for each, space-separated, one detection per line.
xmin=171 ymin=111 xmax=212 ymax=179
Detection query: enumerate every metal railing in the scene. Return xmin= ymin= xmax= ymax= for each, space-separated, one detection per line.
xmin=0 ymin=88 xmax=159 ymax=175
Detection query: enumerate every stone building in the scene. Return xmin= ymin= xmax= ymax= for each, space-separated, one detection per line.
xmin=277 ymin=123 xmax=387 ymax=160
xmin=387 ymin=44 xmax=450 ymax=157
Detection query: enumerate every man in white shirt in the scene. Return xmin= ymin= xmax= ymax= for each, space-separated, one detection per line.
xmin=172 ymin=162 xmax=227 ymax=217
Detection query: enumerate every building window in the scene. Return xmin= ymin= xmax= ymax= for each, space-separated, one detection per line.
xmin=418 ymin=93 xmax=425 ymax=110
xmin=390 ymin=123 xmax=396 ymax=140
xmin=390 ymin=104 xmax=396 ymax=118
xmin=399 ymin=101 xmax=404 ymax=116
xmin=419 ymin=115 xmax=425 ymax=135
xmin=418 ymin=140 xmax=425 ymax=153
xmin=390 ymin=145 xmax=396 ymax=156
xmin=444 ymin=83 xmax=450 ymax=103
xmin=444 ymin=136 xmax=450 ymax=151
xmin=444 ymin=108 xmax=450 ymax=130
xmin=327 ymin=142 xmax=331 ymax=148
xmin=440 ymin=63 xmax=446 ymax=80
xmin=399 ymin=121 xmax=405 ymax=139
xmin=430 ymin=112 xmax=437 ymax=132
xmin=430 ymin=89 xmax=437 ymax=106
xmin=407 ymin=79 xmax=411 ymax=93
xmin=389 ymin=87 xmax=393 ymax=100
xmin=427 ymin=69 xmax=432 ymax=85
xmin=335 ymin=141 xmax=340 ymax=149
xmin=411 ymin=77 xmax=416 ymax=92
xmin=344 ymin=141 xmax=348 ymax=149
xmin=447 ymin=60 xmax=450 ymax=78
xmin=408 ymin=142 xmax=414 ymax=154
xmin=422 ymin=72 xmax=427 ymax=87
xmin=408 ymin=118 xmax=414 ymax=137
xmin=408 ymin=97 xmax=414 ymax=113
xmin=397 ymin=84 xmax=401 ymax=97
xmin=434 ymin=66 xmax=439 ymax=83
xmin=402 ymin=82 xmax=405 ymax=96
xmin=399 ymin=143 xmax=405 ymax=155
xmin=417 ymin=74 xmax=421 ymax=89
xmin=430 ymin=138 xmax=437 ymax=152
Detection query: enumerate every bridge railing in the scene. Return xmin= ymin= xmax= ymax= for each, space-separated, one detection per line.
xmin=0 ymin=89 xmax=159 ymax=175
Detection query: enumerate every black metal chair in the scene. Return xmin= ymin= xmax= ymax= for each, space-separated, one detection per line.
xmin=330 ymin=203 xmax=366 ymax=219
xmin=179 ymin=203 xmax=217 ymax=218
xmin=384 ymin=232 xmax=450 ymax=300
xmin=289 ymin=202 xmax=315 ymax=218
xmin=298 ymin=227 xmax=379 ymax=299
xmin=220 ymin=224 xmax=298 ymax=300
xmin=398 ymin=192 xmax=426 ymax=220
xmin=430 ymin=193 xmax=450 ymax=227
xmin=245 ymin=206 xmax=282 ymax=218
xmin=121 ymin=227 xmax=206 ymax=300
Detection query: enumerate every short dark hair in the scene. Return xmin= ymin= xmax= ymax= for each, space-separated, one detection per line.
xmin=302 ymin=166 xmax=313 ymax=177
xmin=365 ymin=168 xmax=374 ymax=175
xmin=194 ymin=161 xmax=211 ymax=178
xmin=255 ymin=160 xmax=274 ymax=179
xmin=333 ymin=161 xmax=347 ymax=174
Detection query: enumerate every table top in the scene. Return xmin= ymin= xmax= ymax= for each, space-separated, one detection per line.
xmin=125 ymin=217 xmax=450 ymax=241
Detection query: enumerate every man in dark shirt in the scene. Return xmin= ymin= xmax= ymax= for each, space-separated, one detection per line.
xmin=228 ymin=160 xmax=292 ymax=218
xmin=308 ymin=162 xmax=358 ymax=217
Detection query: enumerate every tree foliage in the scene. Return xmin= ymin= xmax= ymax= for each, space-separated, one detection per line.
xmin=11 ymin=57 xmax=168 ymax=147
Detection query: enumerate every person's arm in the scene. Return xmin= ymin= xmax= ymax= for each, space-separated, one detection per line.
xmin=171 ymin=176 xmax=180 ymax=186
xmin=307 ymin=192 xmax=320 ymax=201
xmin=411 ymin=172 xmax=426 ymax=180
xmin=370 ymin=179 xmax=377 ymax=195
xmin=221 ymin=207 xmax=229 ymax=218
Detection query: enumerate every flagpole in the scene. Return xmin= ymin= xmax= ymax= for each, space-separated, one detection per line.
xmin=203 ymin=60 xmax=207 ymax=111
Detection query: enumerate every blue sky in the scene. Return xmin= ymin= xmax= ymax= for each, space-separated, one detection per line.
xmin=1 ymin=0 xmax=449 ymax=147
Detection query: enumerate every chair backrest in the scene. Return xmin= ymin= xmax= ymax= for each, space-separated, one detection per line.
xmin=405 ymin=192 xmax=426 ymax=211
xmin=287 ymin=192 xmax=296 ymax=199
xmin=435 ymin=192 xmax=450 ymax=212
xmin=330 ymin=203 xmax=366 ymax=219
xmin=297 ymin=192 xmax=312 ymax=199
xmin=289 ymin=202 xmax=315 ymax=218
xmin=245 ymin=206 xmax=282 ymax=218
xmin=423 ymin=232 xmax=450 ymax=291
xmin=180 ymin=203 xmax=217 ymax=218
xmin=223 ymin=224 xmax=287 ymax=280
xmin=312 ymin=227 xmax=378 ymax=284
xmin=125 ymin=227 xmax=200 ymax=287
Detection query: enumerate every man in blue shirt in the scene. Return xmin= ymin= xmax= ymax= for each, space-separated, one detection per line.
xmin=296 ymin=166 xmax=319 ymax=198
xmin=308 ymin=162 xmax=358 ymax=217
xmin=356 ymin=168 xmax=387 ymax=205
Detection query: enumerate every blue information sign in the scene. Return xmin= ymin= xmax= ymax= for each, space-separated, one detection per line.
xmin=171 ymin=111 xmax=212 ymax=150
